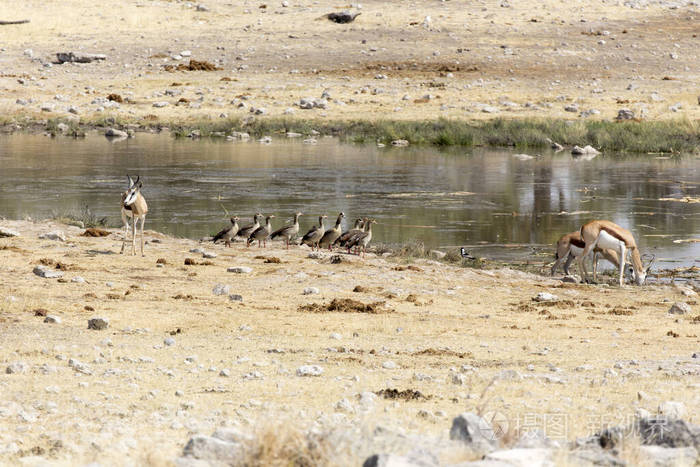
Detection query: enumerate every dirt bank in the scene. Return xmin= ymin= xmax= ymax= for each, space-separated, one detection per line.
xmin=0 ymin=0 xmax=698 ymax=130
xmin=0 ymin=219 xmax=697 ymax=464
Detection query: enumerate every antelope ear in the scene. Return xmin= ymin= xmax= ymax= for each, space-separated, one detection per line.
xmin=137 ymin=181 xmax=143 ymax=189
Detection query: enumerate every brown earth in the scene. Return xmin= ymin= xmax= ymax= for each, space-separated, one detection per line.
xmin=0 ymin=219 xmax=698 ymax=464
xmin=0 ymin=0 xmax=698 ymax=127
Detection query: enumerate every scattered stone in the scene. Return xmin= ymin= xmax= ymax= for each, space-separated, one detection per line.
xmin=202 ymin=251 xmax=217 ymax=259
xmin=227 ymin=266 xmax=252 ymax=274
xmin=0 ymin=226 xmax=20 ymax=237
xmin=635 ymin=417 xmax=699 ymax=447
xmin=56 ymin=52 xmax=106 ymax=64
xmin=571 ymin=145 xmax=600 ymax=155
xmin=44 ymin=315 xmax=61 ymax=324
xmin=658 ymin=401 xmax=686 ymax=420
xmin=87 ymin=317 xmax=109 ymax=330
xmin=33 ymin=266 xmax=64 ymax=279
xmin=181 ymin=435 xmax=242 ymax=463
xmin=299 ymin=97 xmax=328 ymax=109
xmin=564 ymin=104 xmax=579 ymax=112
xmin=485 ymin=448 xmax=553 ymax=465
xmin=219 ymin=369 xmax=230 ymax=377
xmin=229 ymin=294 xmax=243 ymax=302
xmin=450 ymin=413 xmax=498 ymax=451
xmin=382 ymin=360 xmax=397 ymax=369
xmin=668 ymin=302 xmax=691 ymax=315
xmin=164 ymin=337 xmax=176 ymax=346
xmin=153 ymin=101 xmax=169 ymax=108
xmin=5 ymin=362 xmax=28 ymax=374
xmin=326 ymin=10 xmax=361 ymax=23
xmin=638 ymin=446 xmax=698 ymax=466
xmin=39 ymin=230 xmax=66 ymax=242
xmin=329 ymin=332 xmax=342 ymax=340
xmin=302 ymin=287 xmax=319 ymax=295
xmin=362 ymin=451 xmax=438 ymax=467
xmin=391 ymin=139 xmax=409 ymax=147
xmin=616 ymin=108 xmax=635 ymax=120
xmin=533 ymin=292 xmax=558 ymax=302
xmin=105 ymin=128 xmax=128 ymax=138
xmin=212 ymin=284 xmax=230 ymax=296
xmin=296 ymin=365 xmax=324 ymax=376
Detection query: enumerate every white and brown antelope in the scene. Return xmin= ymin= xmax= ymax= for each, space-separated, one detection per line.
xmin=577 ymin=220 xmax=654 ymax=286
xmin=551 ymin=230 xmax=630 ymax=278
xmin=120 ymin=175 xmax=148 ymax=256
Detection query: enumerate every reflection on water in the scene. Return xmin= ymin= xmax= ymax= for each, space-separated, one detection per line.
xmin=0 ymin=133 xmax=698 ymax=267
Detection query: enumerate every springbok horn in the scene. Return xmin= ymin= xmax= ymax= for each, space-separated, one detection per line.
xmin=127 ymin=174 xmax=133 ymax=186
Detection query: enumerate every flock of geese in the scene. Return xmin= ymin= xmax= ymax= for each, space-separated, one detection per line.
xmin=211 ymin=212 xmax=377 ymax=257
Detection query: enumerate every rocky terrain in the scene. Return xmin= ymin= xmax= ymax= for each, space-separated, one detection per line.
xmin=0 ymin=219 xmax=698 ymax=465
xmin=0 ymin=0 xmax=698 ymax=127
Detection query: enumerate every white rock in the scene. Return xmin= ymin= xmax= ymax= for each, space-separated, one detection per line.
xmin=33 ymin=266 xmax=63 ymax=279
xmin=658 ymin=401 xmax=686 ymax=420
xmin=485 ymin=448 xmax=553 ymax=466
xmin=229 ymin=294 xmax=243 ymax=302
xmin=668 ymin=302 xmax=691 ymax=314
xmin=212 ymin=284 xmax=230 ymax=296
xmin=382 ymin=360 xmax=397 ymax=369
xmin=71 ymin=276 xmax=85 ymax=283
xmin=302 ymin=287 xmax=319 ymax=295
xmin=164 ymin=337 xmax=176 ymax=346
xmin=296 ymin=365 xmax=323 ymax=377
xmin=533 ymin=292 xmax=558 ymax=302
xmin=5 ymin=362 xmax=28 ymax=374
xmin=227 ymin=266 xmax=252 ymax=274
xmin=153 ymin=101 xmax=169 ymax=108
xmin=0 ymin=226 xmax=20 ymax=237
xmin=39 ymin=230 xmax=66 ymax=242
xmin=329 ymin=332 xmax=342 ymax=340
xmin=638 ymin=446 xmax=698 ymax=467
xmin=44 ymin=315 xmax=61 ymax=324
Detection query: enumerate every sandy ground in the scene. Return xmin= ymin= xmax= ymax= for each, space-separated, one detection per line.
xmin=0 ymin=219 xmax=698 ymax=465
xmin=0 ymin=0 xmax=698 ymax=126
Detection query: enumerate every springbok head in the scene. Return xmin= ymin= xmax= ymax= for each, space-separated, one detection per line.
xmin=123 ymin=174 xmax=142 ymax=207
xmin=634 ymin=254 xmax=655 ymax=285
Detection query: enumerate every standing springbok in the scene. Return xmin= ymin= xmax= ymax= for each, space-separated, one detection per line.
xmin=551 ymin=231 xmax=629 ymax=278
xmin=120 ymin=175 xmax=148 ymax=256
xmin=577 ymin=220 xmax=654 ymax=286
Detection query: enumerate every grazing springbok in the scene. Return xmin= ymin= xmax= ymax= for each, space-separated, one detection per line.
xmin=577 ymin=220 xmax=654 ymax=286
xmin=120 ymin=175 xmax=148 ymax=256
xmin=551 ymin=231 xmax=630 ymax=278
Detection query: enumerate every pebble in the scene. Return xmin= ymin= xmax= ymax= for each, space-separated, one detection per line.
xmin=39 ymin=230 xmax=66 ymax=242
xmin=229 ymin=294 xmax=244 ymax=302
xmin=658 ymin=401 xmax=686 ymax=419
xmin=33 ymin=266 xmax=64 ymax=279
xmin=164 ymin=337 xmax=176 ymax=346
xmin=227 ymin=266 xmax=252 ymax=274
xmin=302 ymin=287 xmax=319 ymax=295
xmin=44 ymin=315 xmax=61 ymax=324
xmin=71 ymin=276 xmax=85 ymax=283
xmin=87 ymin=317 xmax=109 ymax=330
xmin=296 ymin=365 xmax=324 ymax=377
xmin=202 ymin=251 xmax=218 ymax=259
xmin=212 ymin=284 xmax=230 ymax=296
xmin=382 ymin=360 xmax=397 ymax=369
xmin=329 ymin=332 xmax=342 ymax=340
xmin=533 ymin=292 xmax=558 ymax=302
xmin=668 ymin=302 xmax=691 ymax=314
xmin=0 ymin=226 xmax=20 ymax=237
xmin=219 ymin=369 xmax=231 ymax=377
xmin=5 ymin=362 xmax=28 ymax=374
xmin=105 ymin=128 xmax=127 ymax=138
xmin=153 ymin=101 xmax=169 ymax=108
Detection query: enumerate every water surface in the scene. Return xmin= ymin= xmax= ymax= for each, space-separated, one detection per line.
xmin=0 ymin=133 xmax=698 ymax=268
